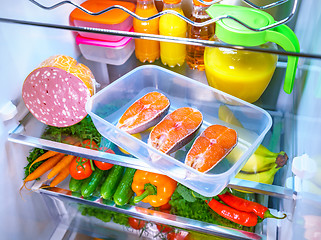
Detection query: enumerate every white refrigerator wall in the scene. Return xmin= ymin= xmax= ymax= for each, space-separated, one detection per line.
xmin=0 ymin=1 xmax=83 ymax=239
xmin=280 ymin=1 xmax=321 ymax=240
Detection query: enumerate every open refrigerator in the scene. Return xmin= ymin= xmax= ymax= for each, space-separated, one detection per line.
xmin=1 ymin=0 xmax=321 ymax=239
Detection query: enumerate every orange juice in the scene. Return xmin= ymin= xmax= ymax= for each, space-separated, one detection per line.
xmin=204 ymin=37 xmax=278 ymax=103
xmin=159 ymin=0 xmax=187 ymax=67
xmin=133 ymin=0 xmax=160 ymax=63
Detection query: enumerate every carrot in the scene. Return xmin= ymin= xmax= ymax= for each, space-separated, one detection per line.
xmin=49 ymin=165 xmax=70 ymax=187
xmin=20 ymin=153 xmax=65 ymax=191
xmin=28 ymin=150 xmax=59 ymax=174
xmin=47 ymin=155 xmax=76 ymax=180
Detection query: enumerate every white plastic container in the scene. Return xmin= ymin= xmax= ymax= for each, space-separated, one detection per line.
xmin=76 ymin=33 xmax=134 ymax=65
xmin=69 ymin=0 xmax=135 ymax=41
xmin=86 ymin=65 xmax=272 ymax=197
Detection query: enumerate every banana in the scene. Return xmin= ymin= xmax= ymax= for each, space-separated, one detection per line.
xmin=254 ymin=144 xmax=279 ymax=158
xmin=218 ymin=105 xmax=243 ymax=128
xmin=219 ymin=104 xmax=288 ymax=173
xmin=240 ymin=154 xmax=278 ymax=173
xmin=236 ymin=164 xmax=280 ymax=185
xmin=226 ymin=144 xmax=287 ymax=173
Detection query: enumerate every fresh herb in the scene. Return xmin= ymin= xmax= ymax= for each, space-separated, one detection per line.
xmin=176 ymin=184 xmax=197 ymax=202
xmin=175 ymin=184 xmax=213 ymax=202
xmin=79 ymin=204 xmax=129 ymax=226
xmin=41 ymin=115 xmax=102 ymax=145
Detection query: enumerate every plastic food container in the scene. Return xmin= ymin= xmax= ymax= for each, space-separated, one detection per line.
xmin=69 ymin=0 xmax=135 ymax=41
xmin=86 ymin=65 xmax=272 ymax=197
xmin=76 ymin=31 xmax=135 ymax=65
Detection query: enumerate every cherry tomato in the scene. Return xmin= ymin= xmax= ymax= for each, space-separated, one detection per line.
xmin=94 ymin=148 xmax=115 ymax=170
xmin=155 ymin=209 xmax=173 ymax=233
xmin=69 ymin=157 xmax=93 ymax=180
xmin=167 ymin=231 xmax=189 ymax=240
xmin=81 ymin=139 xmax=98 ymax=150
xmin=128 ymin=217 xmax=146 ymax=230
xmin=159 ymin=202 xmax=172 ymax=211
xmin=157 ymin=223 xmax=173 ymax=233
xmin=94 ymin=147 xmax=115 ymax=170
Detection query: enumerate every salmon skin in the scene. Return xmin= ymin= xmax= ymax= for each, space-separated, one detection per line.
xmin=185 ymin=125 xmax=237 ymax=173
xmin=148 ymin=107 xmax=203 ymax=154
xmin=116 ymin=91 xmax=170 ymax=134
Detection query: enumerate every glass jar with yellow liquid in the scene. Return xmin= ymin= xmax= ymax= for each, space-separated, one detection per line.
xmin=204 ymin=4 xmax=300 ymax=103
xmin=204 ymin=35 xmax=278 ymax=103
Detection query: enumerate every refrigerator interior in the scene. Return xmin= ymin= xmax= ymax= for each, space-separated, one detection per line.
xmin=1 ymin=0 xmax=321 ymax=239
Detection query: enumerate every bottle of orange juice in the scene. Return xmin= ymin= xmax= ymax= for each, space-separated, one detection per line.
xmin=133 ymin=0 xmax=160 ymax=63
xmin=159 ymin=0 xmax=187 ymax=67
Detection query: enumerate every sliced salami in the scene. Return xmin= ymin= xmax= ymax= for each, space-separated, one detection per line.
xmin=22 ymin=55 xmax=95 ymax=127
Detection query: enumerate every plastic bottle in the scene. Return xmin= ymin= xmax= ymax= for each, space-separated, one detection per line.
xmin=159 ymin=0 xmax=187 ymax=67
xmin=186 ymin=0 xmax=215 ymax=71
xmin=133 ymin=0 xmax=160 ymax=63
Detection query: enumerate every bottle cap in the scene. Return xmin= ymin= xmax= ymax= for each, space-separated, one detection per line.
xmin=163 ymin=0 xmax=181 ymax=4
xmin=193 ymin=0 xmax=212 ymax=7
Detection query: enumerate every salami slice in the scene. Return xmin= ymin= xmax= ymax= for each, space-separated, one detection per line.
xmin=22 ymin=55 xmax=95 ymax=127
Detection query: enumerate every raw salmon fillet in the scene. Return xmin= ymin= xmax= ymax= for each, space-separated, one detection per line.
xmin=117 ymin=91 xmax=170 ymax=134
xmin=148 ymin=107 xmax=203 ymax=154
xmin=185 ymin=125 xmax=237 ymax=173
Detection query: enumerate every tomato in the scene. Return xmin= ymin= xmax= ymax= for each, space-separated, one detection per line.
xmin=157 ymin=223 xmax=173 ymax=233
xmin=81 ymin=139 xmax=98 ymax=150
xmin=159 ymin=202 xmax=172 ymax=211
xmin=128 ymin=217 xmax=146 ymax=230
xmin=94 ymin=148 xmax=115 ymax=170
xmin=69 ymin=157 xmax=93 ymax=180
xmin=156 ymin=209 xmax=173 ymax=233
xmin=167 ymin=231 xmax=189 ymax=240
xmin=69 ymin=140 xmax=97 ymax=180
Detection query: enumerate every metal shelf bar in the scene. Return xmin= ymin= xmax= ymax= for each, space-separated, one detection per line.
xmin=197 ymin=0 xmax=289 ymax=9
xmin=1 ymin=17 xmax=320 ymax=59
xmin=28 ymin=0 xmax=298 ymax=31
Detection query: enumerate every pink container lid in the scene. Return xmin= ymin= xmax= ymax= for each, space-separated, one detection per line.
xmin=76 ymin=28 xmax=133 ymax=48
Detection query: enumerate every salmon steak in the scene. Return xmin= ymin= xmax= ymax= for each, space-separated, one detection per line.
xmin=185 ymin=125 xmax=238 ymax=173
xmin=116 ymin=91 xmax=170 ymax=134
xmin=148 ymin=107 xmax=203 ymax=154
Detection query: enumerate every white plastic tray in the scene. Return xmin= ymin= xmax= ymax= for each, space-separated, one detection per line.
xmin=86 ymin=65 xmax=272 ymax=197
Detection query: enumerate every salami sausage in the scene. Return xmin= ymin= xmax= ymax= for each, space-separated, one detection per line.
xmin=22 ymin=55 xmax=95 ymax=127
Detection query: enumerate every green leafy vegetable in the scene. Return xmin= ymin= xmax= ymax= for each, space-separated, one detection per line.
xmin=41 ymin=115 xmax=102 ymax=145
xmin=79 ymin=204 xmax=129 ymax=226
xmin=24 ymin=148 xmax=47 ymax=180
xmin=176 ymin=184 xmax=197 ymax=202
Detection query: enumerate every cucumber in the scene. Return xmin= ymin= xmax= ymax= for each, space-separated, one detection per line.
xmin=69 ymin=177 xmax=84 ymax=192
xmin=113 ymin=168 xmax=136 ymax=206
xmin=81 ymin=168 xmax=107 ymax=198
xmin=100 ymin=165 xmax=125 ymax=200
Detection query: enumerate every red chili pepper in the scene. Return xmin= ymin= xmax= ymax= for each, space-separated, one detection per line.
xmin=218 ymin=192 xmax=286 ymax=220
xmin=207 ymin=198 xmax=258 ymax=227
